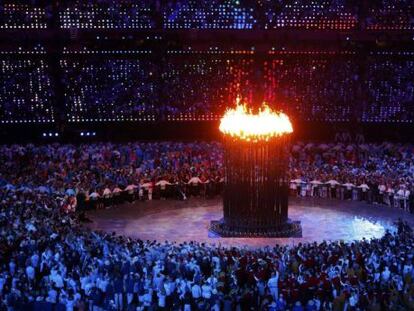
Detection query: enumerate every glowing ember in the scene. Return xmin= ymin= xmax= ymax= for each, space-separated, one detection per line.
xmin=219 ymin=99 xmax=293 ymax=141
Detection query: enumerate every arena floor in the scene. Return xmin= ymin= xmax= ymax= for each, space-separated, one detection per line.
xmin=87 ymin=197 xmax=414 ymax=248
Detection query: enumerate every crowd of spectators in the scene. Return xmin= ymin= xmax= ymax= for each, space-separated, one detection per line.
xmin=60 ymin=58 xmax=157 ymax=122
xmin=2 ymin=47 xmax=414 ymax=124
xmin=0 ymin=57 xmax=54 ymax=124
xmin=60 ymin=0 xmax=156 ymax=29
xmin=362 ymin=59 xmax=414 ymax=122
xmin=54 ymin=54 xmax=414 ymax=123
xmin=365 ymin=0 xmax=414 ymax=30
xmin=0 ymin=142 xmax=224 ymax=210
xmin=163 ymin=0 xmax=257 ymax=29
xmin=264 ymin=59 xmax=359 ymax=122
xmin=0 ymin=2 xmax=50 ymax=29
xmin=1 ymin=140 xmax=414 ymax=214
xmin=1 ymin=140 xmax=414 ymax=310
xmin=160 ymin=56 xmax=253 ymax=121
xmin=289 ymin=140 xmax=414 ymax=213
xmin=2 ymin=0 xmax=414 ymax=30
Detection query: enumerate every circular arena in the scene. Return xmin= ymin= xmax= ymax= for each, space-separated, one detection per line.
xmin=88 ymin=197 xmax=414 ymax=247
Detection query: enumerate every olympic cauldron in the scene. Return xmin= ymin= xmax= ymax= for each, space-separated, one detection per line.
xmin=210 ymin=101 xmax=302 ymax=237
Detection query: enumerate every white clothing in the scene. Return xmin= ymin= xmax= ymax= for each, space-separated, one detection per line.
xmin=156 ymin=180 xmax=171 ymax=190
xmin=188 ymin=177 xmax=202 ymax=185
xmin=358 ymin=184 xmax=369 ymax=192
xmin=191 ymin=284 xmax=202 ymax=298
xmin=103 ymin=188 xmax=112 ymax=198
xmin=201 ymin=284 xmax=212 ymax=299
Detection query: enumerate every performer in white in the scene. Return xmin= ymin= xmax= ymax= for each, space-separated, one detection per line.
xmin=378 ymin=183 xmax=386 ymax=204
xmin=403 ymin=187 xmax=411 ymax=212
xmin=301 ymin=181 xmax=309 ymax=197
xmin=290 ymin=179 xmax=302 ymax=197
xmin=267 ymin=271 xmax=279 ymax=301
xmin=397 ymin=185 xmax=410 ymax=211
xmin=89 ymin=190 xmax=101 ymax=209
xmin=201 ymin=282 xmax=212 ymax=299
xmin=358 ymin=183 xmax=369 ymax=201
xmin=386 ymin=186 xmax=395 ymax=207
xmin=156 ymin=179 xmax=172 ymax=190
xmin=112 ymin=185 xmax=123 ymax=204
xmin=187 ymin=176 xmax=202 ymax=186
xmin=90 ymin=190 xmax=100 ymax=200
xmin=103 ymin=187 xmax=112 ymax=207
xmin=289 ymin=179 xmax=298 ymax=196
xmin=326 ymin=179 xmax=340 ymax=199
xmin=188 ymin=176 xmax=203 ymax=196
xmin=310 ymin=179 xmax=322 ymax=197
xmin=156 ymin=179 xmax=172 ymax=199
xmin=140 ymin=180 xmax=153 ymax=200
xmin=124 ymin=183 xmax=138 ymax=202
xmin=342 ymin=182 xmax=355 ymax=200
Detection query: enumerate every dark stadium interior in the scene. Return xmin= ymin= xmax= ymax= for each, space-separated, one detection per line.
xmin=2 ymin=1 xmax=414 ymax=310
xmin=1 ymin=1 xmax=414 ymax=142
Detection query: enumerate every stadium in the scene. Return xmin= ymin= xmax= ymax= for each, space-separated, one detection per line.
xmin=1 ymin=0 xmax=414 ymax=310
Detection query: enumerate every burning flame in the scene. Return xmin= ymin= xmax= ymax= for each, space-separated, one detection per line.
xmin=219 ymin=98 xmax=293 ymax=141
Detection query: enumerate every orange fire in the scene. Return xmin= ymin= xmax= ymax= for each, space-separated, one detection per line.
xmin=219 ymin=99 xmax=293 ymax=141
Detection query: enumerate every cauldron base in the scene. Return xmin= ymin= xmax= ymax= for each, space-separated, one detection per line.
xmin=209 ymin=218 xmax=302 ymax=238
